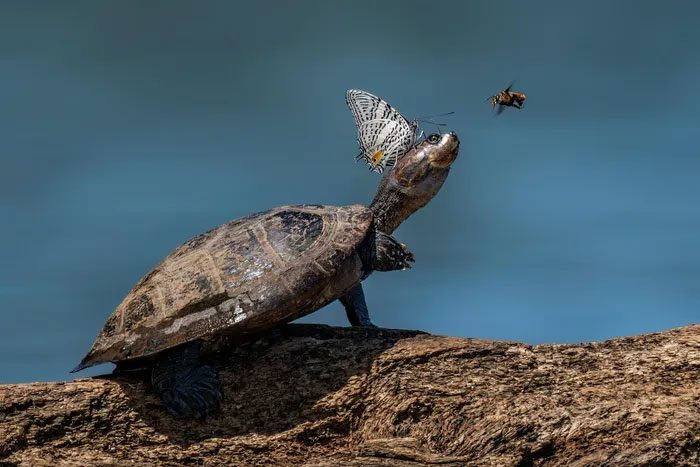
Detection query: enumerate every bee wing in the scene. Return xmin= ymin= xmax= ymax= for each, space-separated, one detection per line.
xmin=495 ymin=104 xmax=505 ymax=116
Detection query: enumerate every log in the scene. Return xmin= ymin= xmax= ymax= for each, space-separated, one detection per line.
xmin=1 ymin=324 xmax=699 ymax=466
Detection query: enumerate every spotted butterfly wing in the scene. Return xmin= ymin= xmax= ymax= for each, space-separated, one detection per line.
xmin=356 ymin=119 xmax=417 ymax=172
xmin=346 ymin=89 xmax=418 ymax=174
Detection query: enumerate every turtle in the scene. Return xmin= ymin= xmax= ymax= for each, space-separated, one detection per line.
xmin=72 ymin=131 xmax=460 ymax=419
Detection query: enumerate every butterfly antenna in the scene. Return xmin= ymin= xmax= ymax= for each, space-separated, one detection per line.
xmin=414 ymin=111 xmax=455 ymax=125
xmin=414 ymin=111 xmax=455 ymax=120
xmin=421 ymin=119 xmax=449 ymax=127
xmin=415 ymin=111 xmax=455 ymax=127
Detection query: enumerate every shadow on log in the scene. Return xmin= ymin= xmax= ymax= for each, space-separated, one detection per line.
xmin=1 ymin=324 xmax=699 ymax=466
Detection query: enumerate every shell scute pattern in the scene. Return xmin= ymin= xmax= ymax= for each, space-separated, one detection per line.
xmin=266 ymin=211 xmax=325 ymax=262
xmin=80 ymin=204 xmax=373 ymax=367
xmin=121 ymin=294 xmax=156 ymax=331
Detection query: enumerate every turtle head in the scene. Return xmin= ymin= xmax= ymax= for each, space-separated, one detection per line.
xmin=369 ymin=132 xmax=460 ymax=234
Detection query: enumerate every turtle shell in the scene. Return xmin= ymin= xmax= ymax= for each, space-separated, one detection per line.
xmin=76 ymin=204 xmax=373 ymax=369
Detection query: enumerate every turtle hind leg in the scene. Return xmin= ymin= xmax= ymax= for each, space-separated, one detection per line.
xmin=151 ymin=341 xmax=222 ymax=419
xmin=340 ymin=283 xmax=375 ymax=327
xmin=359 ymin=230 xmax=415 ymax=272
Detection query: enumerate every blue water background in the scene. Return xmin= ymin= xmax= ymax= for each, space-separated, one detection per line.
xmin=1 ymin=1 xmax=698 ymax=382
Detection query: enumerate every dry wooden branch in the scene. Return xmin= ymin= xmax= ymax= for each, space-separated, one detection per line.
xmin=1 ymin=324 xmax=699 ymax=466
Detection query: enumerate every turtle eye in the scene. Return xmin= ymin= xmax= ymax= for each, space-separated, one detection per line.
xmin=427 ymin=134 xmax=440 ymax=144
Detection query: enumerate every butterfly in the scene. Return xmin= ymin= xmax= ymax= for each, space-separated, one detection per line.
xmin=345 ymin=89 xmax=418 ymax=174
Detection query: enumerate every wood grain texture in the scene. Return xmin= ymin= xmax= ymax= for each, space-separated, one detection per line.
xmin=2 ymin=324 xmax=699 ymax=466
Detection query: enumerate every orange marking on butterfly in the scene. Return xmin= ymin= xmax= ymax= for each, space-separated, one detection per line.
xmin=371 ymin=150 xmax=384 ymax=165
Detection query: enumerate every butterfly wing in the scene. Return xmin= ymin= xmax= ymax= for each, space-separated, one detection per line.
xmin=346 ymin=89 xmax=414 ymax=131
xmin=346 ymin=89 xmax=417 ymax=173
xmin=346 ymin=89 xmax=382 ymax=127
xmin=357 ymin=119 xmax=416 ymax=173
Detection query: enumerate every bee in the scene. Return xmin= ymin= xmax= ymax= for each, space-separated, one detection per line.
xmin=488 ymin=83 xmax=526 ymax=115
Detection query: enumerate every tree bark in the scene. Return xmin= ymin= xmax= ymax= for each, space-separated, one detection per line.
xmin=1 ymin=324 xmax=698 ymax=466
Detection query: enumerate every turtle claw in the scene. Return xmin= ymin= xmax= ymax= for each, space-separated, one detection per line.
xmin=396 ymin=243 xmax=415 ymax=270
xmin=363 ymin=231 xmax=416 ymax=272
xmin=401 ymin=247 xmax=415 ymax=269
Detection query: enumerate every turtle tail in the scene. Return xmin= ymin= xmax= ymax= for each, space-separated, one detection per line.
xmin=70 ymin=352 xmax=99 ymax=373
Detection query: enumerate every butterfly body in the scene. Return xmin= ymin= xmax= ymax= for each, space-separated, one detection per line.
xmin=346 ymin=89 xmax=418 ymax=173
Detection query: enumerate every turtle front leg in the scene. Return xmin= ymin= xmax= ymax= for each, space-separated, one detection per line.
xmin=345 ymin=231 xmax=414 ymax=327
xmin=340 ymin=284 xmax=375 ymax=327
xmin=151 ymin=340 xmax=222 ymax=419
xmin=359 ymin=230 xmax=415 ymax=272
